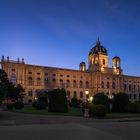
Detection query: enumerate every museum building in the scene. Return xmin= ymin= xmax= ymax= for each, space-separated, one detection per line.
xmin=1 ymin=39 xmax=140 ymax=103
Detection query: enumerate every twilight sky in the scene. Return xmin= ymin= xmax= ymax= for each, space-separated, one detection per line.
xmin=0 ymin=0 xmax=140 ymax=76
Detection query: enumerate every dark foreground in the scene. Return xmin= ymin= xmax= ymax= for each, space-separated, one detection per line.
xmin=0 ymin=111 xmax=140 ymax=140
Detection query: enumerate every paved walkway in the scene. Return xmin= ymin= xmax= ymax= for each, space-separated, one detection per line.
xmin=0 ymin=111 xmax=140 ymax=126
xmin=0 ymin=111 xmax=140 ymax=140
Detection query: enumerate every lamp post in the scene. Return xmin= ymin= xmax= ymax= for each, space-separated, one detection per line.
xmin=108 ymin=94 xmax=114 ymax=111
xmin=89 ymin=96 xmax=93 ymax=103
xmin=84 ymin=90 xmax=89 ymax=118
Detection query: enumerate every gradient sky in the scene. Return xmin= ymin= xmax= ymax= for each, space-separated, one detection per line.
xmin=1 ymin=0 xmax=140 ymax=76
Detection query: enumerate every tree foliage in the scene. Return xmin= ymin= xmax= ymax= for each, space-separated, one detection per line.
xmin=0 ymin=69 xmax=24 ymax=104
xmin=112 ymin=92 xmax=129 ymax=113
xmin=92 ymin=93 xmax=110 ymax=112
xmin=48 ymin=89 xmax=68 ymax=113
xmin=70 ymin=97 xmax=80 ymax=108
xmin=0 ymin=69 xmax=9 ymax=103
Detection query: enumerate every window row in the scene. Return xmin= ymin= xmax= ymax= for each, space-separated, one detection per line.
xmin=66 ymin=91 xmax=85 ymax=98
xmin=124 ymin=84 xmax=140 ymax=92
xmin=28 ymin=77 xmax=89 ymax=88
xmin=129 ymin=93 xmax=140 ymax=100
xmin=101 ymin=81 xmax=116 ymax=89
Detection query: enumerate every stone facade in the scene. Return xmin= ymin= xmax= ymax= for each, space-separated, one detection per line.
xmin=1 ymin=39 xmax=140 ymax=103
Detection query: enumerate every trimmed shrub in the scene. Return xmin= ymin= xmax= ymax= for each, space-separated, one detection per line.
xmin=70 ymin=97 xmax=80 ymax=108
xmin=92 ymin=93 xmax=110 ymax=112
xmin=112 ymin=92 xmax=129 ymax=113
xmin=92 ymin=104 xmax=107 ymax=117
xmin=134 ymin=101 xmax=140 ymax=113
xmin=7 ymin=103 xmax=14 ymax=110
xmin=126 ymin=102 xmax=138 ymax=113
xmin=14 ymin=101 xmax=24 ymax=109
xmin=36 ymin=92 xmax=48 ymax=107
xmin=48 ymin=89 xmax=68 ymax=113
xmin=32 ymin=101 xmax=47 ymax=109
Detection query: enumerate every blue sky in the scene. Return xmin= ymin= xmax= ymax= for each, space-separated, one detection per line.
xmin=1 ymin=0 xmax=140 ymax=76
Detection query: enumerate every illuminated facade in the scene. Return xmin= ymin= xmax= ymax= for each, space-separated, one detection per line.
xmin=1 ymin=39 xmax=140 ymax=103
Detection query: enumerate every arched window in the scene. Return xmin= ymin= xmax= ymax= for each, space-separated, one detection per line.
xmin=60 ymin=79 xmax=63 ymax=86
xmin=133 ymin=85 xmax=136 ymax=91
xmin=103 ymin=59 xmax=105 ymax=65
xmin=79 ymin=81 xmax=83 ymax=88
xmin=86 ymin=81 xmax=89 ymax=88
xmin=28 ymin=77 xmax=33 ymax=85
xmin=28 ymin=90 xmax=33 ymax=97
xmin=107 ymin=82 xmax=110 ymax=89
xmin=11 ymin=73 xmax=17 ymax=84
xmin=73 ymin=91 xmax=77 ymax=98
xmin=44 ymin=78 xmax=49 ymax=86
xmin=66 ymin=80 xmax=70 ymax=87
xmin=124 ymin=84 xmax=127 ymax=90
xmin=66 ymin=91 xmax=70 ymax=98
xmin=101 ymin=81 xmax=104 ymax=88
xmin=80 ymin=91 xmax=83 ymax=98
xmin=95 ymin=57 xmax=98 ymax=64
xmin=138 ymin=85 xmax=140 ymax=91
xmin=134 ymin=94 xmax=137 ymax=99
xmin=37 ymin=77 xmax=41 ymax=86
xmin=129 ymin=85 xmax=131 ymax=91
xmin=73 ymin=80 xmax=77 ymax=88
xmin=112 ymin=82 xmax=115 ymax=89
xmin=52 ymin=78 xmax=56 ymax=85
xmin=129 ymin=94 xmax=132 ymax=99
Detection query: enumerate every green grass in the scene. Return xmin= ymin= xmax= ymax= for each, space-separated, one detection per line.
xmin=11 ymin=106 xmax=140 ymax=119
xmin=12 ymin=106 xmax=83 ymax=117
xmin=106 ymin=113 xmax=140 ymax=119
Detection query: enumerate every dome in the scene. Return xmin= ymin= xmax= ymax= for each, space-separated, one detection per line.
xmin=89 ymin=38 xmax=108 ymax=56
xmin=80 ymin=61 xmax=86 ymax=65
xmin=113 ymin=56 xmax=120 ymax=60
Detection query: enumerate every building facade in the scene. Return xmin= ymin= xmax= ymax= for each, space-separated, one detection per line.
xmin=1 ymin=39 xmax=140 ymax=103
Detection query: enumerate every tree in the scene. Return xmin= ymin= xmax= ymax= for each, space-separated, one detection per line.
xmin=0 ymin=69 xmax=9 ymax=104
xmin=92 ymin=93 xmax=110 ymax=112
xmin=0 ymin=69 xmax=24 ymax=104
xmin=6 ymin=83 xmax=24 ymax=100
xmin=48 ymin=89 xmax=68 ymax=113
xmin=112 ymin=92 xmax=129 ymax=113
xmin=70 ymin=97 xmax=80 ymax=108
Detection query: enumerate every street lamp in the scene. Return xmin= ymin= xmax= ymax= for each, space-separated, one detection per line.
xmin=89 ymin=96 xmax=93 ymax=103
xmin=84 ymin=90 xmax=89 ymax=118
xmin=108 ymin=94 xmax=114 ymax=111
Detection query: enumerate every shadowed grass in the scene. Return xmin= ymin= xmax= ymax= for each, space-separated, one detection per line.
xmin=12 ymin=106 xmax=83 ymax=116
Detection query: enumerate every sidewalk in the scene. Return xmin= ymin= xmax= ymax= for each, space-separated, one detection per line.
xmin=0 ymin=110 xmax=140 ymax=126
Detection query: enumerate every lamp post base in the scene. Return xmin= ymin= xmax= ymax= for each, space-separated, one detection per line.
xmin=84 ymin=109 xmax=89 ymax=118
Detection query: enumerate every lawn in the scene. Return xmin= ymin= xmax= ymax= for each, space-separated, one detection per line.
xmin=11 ymin=106 xmax=140 ymax=119
xmin=12 ymin=106 xmax=83 ymax=116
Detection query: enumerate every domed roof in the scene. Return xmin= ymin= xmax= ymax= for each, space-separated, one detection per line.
xmin=89 ymin=38 xmax=108 ymax=56
xmin=80 ymin=61 xmax=86 ymax=65
xmin=113 ymin=56 xmax=120 ymax=59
